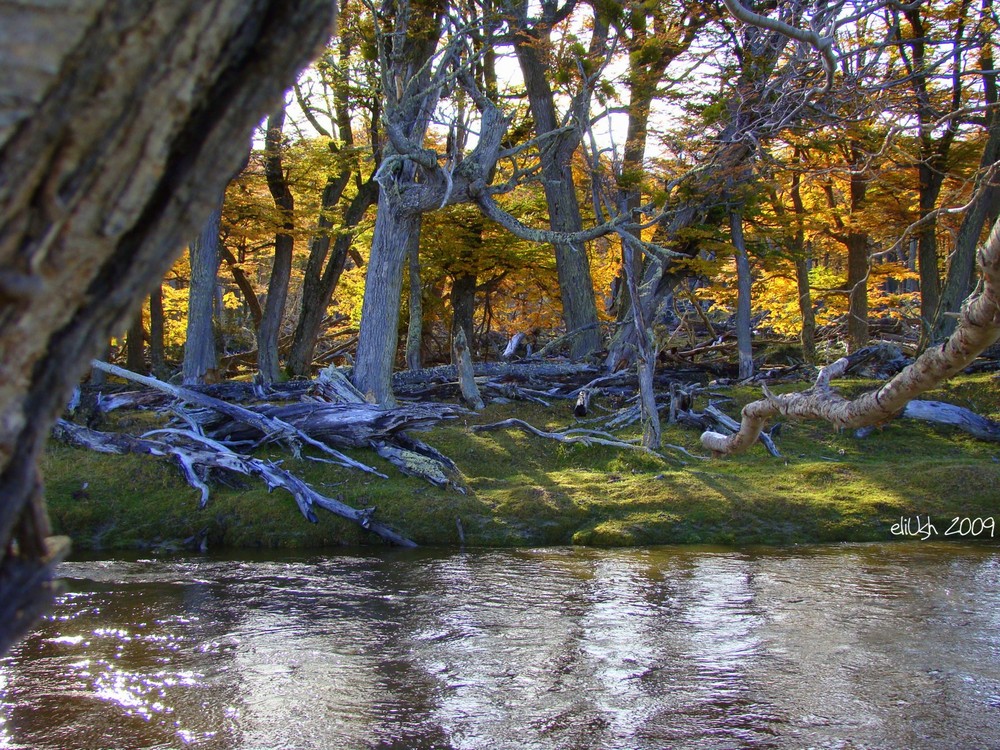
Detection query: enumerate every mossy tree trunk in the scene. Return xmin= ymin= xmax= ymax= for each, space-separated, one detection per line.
xmin=0 ymin=0 xmax=334 ymax=657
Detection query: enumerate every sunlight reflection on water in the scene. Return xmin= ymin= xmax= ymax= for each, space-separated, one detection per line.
xmin=1 ymin=543 xmax=999 ymax=749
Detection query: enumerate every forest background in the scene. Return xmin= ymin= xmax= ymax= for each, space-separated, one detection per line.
xmin=111 ymin=0 xmax=999 ymax=400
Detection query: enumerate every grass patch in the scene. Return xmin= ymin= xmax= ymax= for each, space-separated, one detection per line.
xmin=42 ymin=374 xmax=1000 ymax=552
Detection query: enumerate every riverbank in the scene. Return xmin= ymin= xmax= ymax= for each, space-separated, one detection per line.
xmin=42 ymin=374 xmax=1000 ymax=552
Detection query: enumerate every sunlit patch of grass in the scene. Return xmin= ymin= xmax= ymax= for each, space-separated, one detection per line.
xmin=42 ymin=374 xmax=1000 ymax=551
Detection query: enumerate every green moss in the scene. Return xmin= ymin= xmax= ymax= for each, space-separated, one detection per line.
xmin=42 ymin=374 xmax=1000 ymax=551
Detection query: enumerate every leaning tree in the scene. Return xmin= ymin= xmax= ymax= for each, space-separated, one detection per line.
xmin=0 ymin=0 xmax=336 ymax=656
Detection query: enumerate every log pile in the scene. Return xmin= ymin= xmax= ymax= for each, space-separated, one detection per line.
xmin=55 ymin=362 xmax=471 ymax=546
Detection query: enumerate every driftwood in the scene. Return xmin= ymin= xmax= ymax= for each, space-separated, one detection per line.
xmin=91 ymin=360 xmax=385 ymax=475
xmin=299 ymin=365 xmax=465 ymax=490
xmin=52 ymin=420 xmax=416 ymax=546
xmin=471 ymin=418 xmax=706 ymax=462
xmin=703 ymin=405 xmax=781 ymax=458
xmin=854 ymin=400 xmax=1000 ymax=442
xmin=91 ymin=361 xmax=465 ymax=489
xmin=502 ymin=331 xmax=527 ymax=359
xmin=203 ymin=401 xmax=463 ymax=448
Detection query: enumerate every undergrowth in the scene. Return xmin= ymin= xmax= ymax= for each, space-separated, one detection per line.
xmin=42 ymin=374 xmax=1000 ymax=552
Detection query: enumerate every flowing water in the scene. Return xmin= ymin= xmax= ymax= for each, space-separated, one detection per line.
xmin=2 ymin=543 xmax=999 ymax=749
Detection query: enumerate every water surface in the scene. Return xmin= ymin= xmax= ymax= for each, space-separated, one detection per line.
xmin=2 ymin=543 xmax=999 ymax=749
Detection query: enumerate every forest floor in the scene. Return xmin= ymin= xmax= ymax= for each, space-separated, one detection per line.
xmin=42 ymin=372 xmax=1000 ymax=553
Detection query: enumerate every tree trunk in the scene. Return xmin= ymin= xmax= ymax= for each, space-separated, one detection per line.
xmin=846 ymin=231 xmax=870 ymax=352
xmin=452 ymin=326 xmax=484 ymax=410
xmin=354 ymin=201 xmax=421 ymax=405
xmin=788 ymin=170 xmax=816 ymax=363
xmin=126 ymin=314 xmax=146 ymax=372
xmin=0 ymin=0 xmax=334 ymax=657
xmin=915 ymin=160 xmax=945 ymax=338
xmin=149 ymin=285 xmax=166 ymax=379
xmin=622 ymin=238 xmax=660 ymax=449
xmin=405 ymin=222 xmax=424 ymax=371
xmin=511 ymin=6 xmax=601 ymax=358
xmin=935 ymin=113 xmax=1000 ymax=339
xmin=351 ymin=0 xmax=442 ymax=404
xmin=258 ymin=107 xmax=295 ymax=384
xmin=288 ymin=180 xmax=378 ymax=376
xmin=451 ymin=270 xmax=477 ymax=364
xmin=221 ymin=244 xmax=264 ymax=329
xmin=183 ymin=207 xmax=222 ymax=384
xmin=731 ymin=210 xmax=754 ymax=380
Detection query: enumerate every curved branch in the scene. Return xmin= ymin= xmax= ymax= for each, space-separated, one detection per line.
xmin=722 ymin=0 xmax=837 ymax=91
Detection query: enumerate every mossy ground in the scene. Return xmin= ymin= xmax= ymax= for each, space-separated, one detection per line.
xmin=42 ymin=374 xmax=1000 ymax=553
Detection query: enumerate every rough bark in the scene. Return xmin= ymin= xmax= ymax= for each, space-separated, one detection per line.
xmin=183 ymin=207 xmax=222 ymax=384
xmin=0 ymin=0 xmax=334 ymax=655
xmin=509 ymin=0 xmax=601 ymax=358
xmin=451 ymin=270 xmax=477 ymax=362
xmin=405 ymin=219 xmax=424 ymax=371
xmin=258 ymin=107 xmax=295 ymax=383
xmin=846 ymin=230 xmax=870 ymax=352
xmin=354 ymin=205 xmax=422 ymax=405
xmin=620 ymin=234 xmax=661 ymax=449
xmin=702 ymin=216 xmax=1000 ymax=455
xmin=452 ymin=326 xmax=484 ymax=410
xmin=352 ymin=0 xmax=442 ymax=404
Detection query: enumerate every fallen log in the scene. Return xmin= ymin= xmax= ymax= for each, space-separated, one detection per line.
xmin=52 ymin=420 xmax=417 ymax=547
xmin=471 ymin=418 xmax=706 ymax=462
xmin=502 ymin=331 xmax=527 ymax=359
xmin=91 ymin=360 xmax=386 ymax=476
xmin=855 ymin=400 xmax=1000 ymax=442
xmin=703 ymin=405 xmax=781 ymax=458
xmin=203 ymin=401 xmax=464 ymax=448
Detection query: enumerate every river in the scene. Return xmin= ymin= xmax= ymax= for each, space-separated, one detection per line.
xmin=1 ymin=543 xmax=999 ymax=749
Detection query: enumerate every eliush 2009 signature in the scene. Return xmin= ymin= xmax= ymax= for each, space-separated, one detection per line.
xmin=890 ymin=515 xmax=995 ymax=540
